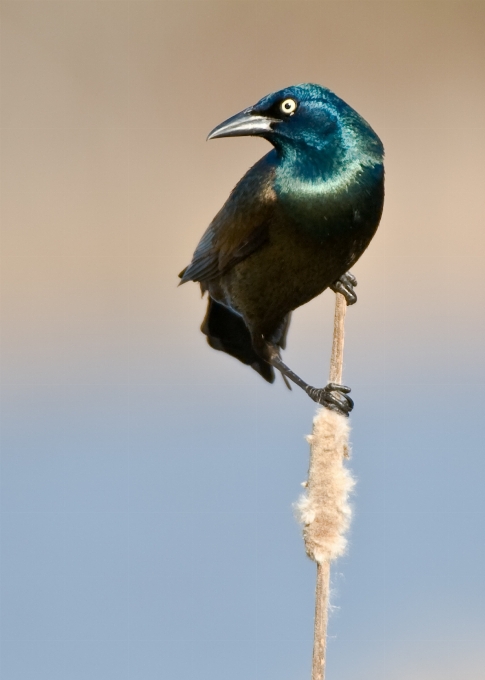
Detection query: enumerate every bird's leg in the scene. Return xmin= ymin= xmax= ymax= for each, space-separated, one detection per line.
xmin=330 ymin=271 xmax=358 ymax=306
xmin=257 ymin=341 xmax=354 ymax=416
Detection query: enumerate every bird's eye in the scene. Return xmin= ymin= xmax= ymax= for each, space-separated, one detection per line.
xmin=280 ymin=98 xmax=297 ymax=116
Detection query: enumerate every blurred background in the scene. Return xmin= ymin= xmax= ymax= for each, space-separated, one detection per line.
xmin=1 ymin=2 xmax=484 ymax=679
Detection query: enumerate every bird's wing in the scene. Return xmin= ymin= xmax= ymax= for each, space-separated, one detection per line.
xmin=179 ymin=155 xmax=277 ymax=284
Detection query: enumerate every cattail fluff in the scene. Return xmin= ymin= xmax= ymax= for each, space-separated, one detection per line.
xmin=296 ymin=408 xmax=355 ymax=564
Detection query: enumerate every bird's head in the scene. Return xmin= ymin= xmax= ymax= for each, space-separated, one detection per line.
xmin=208 ymin=83 xmax=383 ymax=162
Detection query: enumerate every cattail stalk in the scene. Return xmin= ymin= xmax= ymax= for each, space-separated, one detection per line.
xmin=296 ymin=293 xmax=355 ymax=680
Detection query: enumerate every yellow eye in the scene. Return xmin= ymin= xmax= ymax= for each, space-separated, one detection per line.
xmin=280 ymin=98 xmax=297 ymax=115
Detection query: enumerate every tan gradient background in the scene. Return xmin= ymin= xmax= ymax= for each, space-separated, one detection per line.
xmin=1 ymin=3 xmax=485 ymax=680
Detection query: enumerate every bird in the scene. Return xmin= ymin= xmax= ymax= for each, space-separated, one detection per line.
xmin=179 ymin=83 xmax=384 ymax=415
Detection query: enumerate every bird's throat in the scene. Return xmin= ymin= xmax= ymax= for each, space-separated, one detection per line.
xmin=274 ymin=146 xmax=383 ymax=239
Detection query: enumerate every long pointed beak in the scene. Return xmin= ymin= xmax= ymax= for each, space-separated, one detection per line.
xmin=207 ymin=107 xmax=280 ymax=140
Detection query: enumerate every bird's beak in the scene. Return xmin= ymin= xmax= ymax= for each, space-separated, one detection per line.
xmin=207 ymin=107 xmax=280 ymax=140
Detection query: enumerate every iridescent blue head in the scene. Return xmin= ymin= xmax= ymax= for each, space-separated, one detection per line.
xmin=208 ymin=83 xmax=384 ymax=167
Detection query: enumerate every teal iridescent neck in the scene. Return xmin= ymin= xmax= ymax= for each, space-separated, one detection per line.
xmin=271 ymin=120 xmax=384 ymax=235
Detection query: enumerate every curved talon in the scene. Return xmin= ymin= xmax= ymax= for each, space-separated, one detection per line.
xmin=327 ymin=381 xmax=351 ymax=394
xmin=331 ymin=271 xmax=358 ymax=306
xmin=305 ymin=383 xmax=354 ymax=416
xmin=343 ymin=272 xmax=357 ymax=287
xmin=324 ymin=391 xmax=350 ymax=410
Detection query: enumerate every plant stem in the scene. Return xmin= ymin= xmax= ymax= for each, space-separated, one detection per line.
xmin=311 ymin=292 xmax=347 ymax=680
xmin=312 ymin=559 xmax=331 ymax=680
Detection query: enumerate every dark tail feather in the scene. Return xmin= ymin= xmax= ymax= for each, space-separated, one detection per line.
xmin=201 ymin=298 xmax=275 ymax=383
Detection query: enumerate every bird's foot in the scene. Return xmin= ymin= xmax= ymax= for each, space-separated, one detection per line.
xmin=331 ymin=272 xmax=357 ymax=306
xmin=305 ymin=382 xmax=354 ymax=416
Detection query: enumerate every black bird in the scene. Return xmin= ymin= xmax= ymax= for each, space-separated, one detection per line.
xmin=179 ymin=83 xmax=384 ymax=415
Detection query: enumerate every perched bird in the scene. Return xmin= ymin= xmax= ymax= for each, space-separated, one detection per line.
xmin=179 ymin=83 xmax=384 ymax=414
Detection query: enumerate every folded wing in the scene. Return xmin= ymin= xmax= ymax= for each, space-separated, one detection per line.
xmin=179 ymin=155 xmax=277 ymax=284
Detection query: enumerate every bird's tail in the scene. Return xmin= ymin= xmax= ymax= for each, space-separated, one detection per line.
xmin=201 ymin=298 xmax=276 ymax=383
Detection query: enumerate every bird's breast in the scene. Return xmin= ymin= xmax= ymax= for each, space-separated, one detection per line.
xmin=274 ymin=158 xmax=384 ymax=241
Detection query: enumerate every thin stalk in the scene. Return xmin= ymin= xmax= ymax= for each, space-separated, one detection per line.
xmin=312 ymin=559 xmax=331 ymax=680
xmin=311 ymin=292 xmax=347 ymax=680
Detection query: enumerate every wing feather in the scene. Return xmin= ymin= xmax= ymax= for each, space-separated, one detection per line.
xmin=179 ymin=153 xmax=277 ymax=284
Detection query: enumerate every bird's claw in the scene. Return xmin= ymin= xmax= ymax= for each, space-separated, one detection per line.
xmin=331 ymin=272 xmax=358 ymax=305
xmin=305 ymin=382 xmax=354 ymax=416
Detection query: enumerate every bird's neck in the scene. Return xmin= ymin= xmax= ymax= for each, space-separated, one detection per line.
xmin=273 ymin=141 xmax=383 ymax=236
